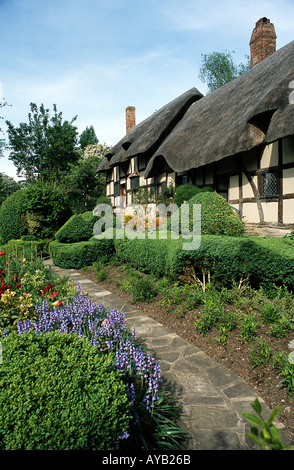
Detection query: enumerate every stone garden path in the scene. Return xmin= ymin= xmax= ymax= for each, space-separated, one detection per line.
xmin=44 ymin=258 xmax=291 ymax=450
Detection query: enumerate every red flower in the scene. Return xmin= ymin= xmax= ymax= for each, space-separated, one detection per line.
xmin=0 ymin=250 xmax=5 ymax=256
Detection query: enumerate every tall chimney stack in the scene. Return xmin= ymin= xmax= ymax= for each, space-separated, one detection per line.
xmin=126 ymin=106 xmax=136 ymax=134
xmin=249 ymin=17 xmax=277 ymax=68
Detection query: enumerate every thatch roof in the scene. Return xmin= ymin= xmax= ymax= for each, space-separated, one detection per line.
xmin=97 ymin=40 xmax=294 ymax=177
xmin=145 ymin=40 xmax=294 ymax=177
xmin=97 ymin=87 xmax=202 ymax=172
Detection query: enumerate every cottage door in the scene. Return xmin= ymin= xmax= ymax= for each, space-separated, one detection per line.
xmin=121 ymin=185 xmax=127 ymax=208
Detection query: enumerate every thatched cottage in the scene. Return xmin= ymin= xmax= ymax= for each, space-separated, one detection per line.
xmin=97 ymin=18 xmax=294 ymax=230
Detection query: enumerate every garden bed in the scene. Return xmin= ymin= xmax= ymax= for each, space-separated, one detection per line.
xmin=79 ymin=263 xmax=294 ymax=445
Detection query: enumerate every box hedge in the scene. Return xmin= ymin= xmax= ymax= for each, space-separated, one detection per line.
xmin=54 ymin=211 xmax=99 ymax=243
xmin=186 ymin=191 xmax=245 ymax=237
xmin=49 ymin=237 xmax=114 ymax=269
xmin=0 ymin=330 xmax=130 ymax=450
xmin=114 ymin=233 xmax=294 ymax=291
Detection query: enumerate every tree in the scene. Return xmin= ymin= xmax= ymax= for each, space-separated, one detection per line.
xmin=6 ymin=103 xmax=79 ymax=182
xmin=0 ymin=173 xmax=21 ymax=205
xmin=59 ymin=143 xmax=109 ymax=213
xmin=79 ymin=125 xmax=98 ymax=150
xmin=199 ymin=50 xmax=250 ymax=93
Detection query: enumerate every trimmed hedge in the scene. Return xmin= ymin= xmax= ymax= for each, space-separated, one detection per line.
xmin=49 ymin=237 xmax=114 ymax=269
xmin=114 ymin=234 xmax=294 ymax=291
xmin=0 ymin=330 xmax=130 ymax=450
xmin=174 ymin=183 xmax=213 ymax=205
xmin=187 ymin=191 xmax=245 ymax=236
xmin=55 ymin=211 xmax=99 ymax=243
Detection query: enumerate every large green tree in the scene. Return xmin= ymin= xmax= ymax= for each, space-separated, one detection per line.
xmin=59 ymin=143 xmax=109 ymax=213
xmin=79 ymin=125 xmax=98 ymax=150
xmin=199 ymin=50 xmax=250 ymax=93
xmin=6 ymin=103 xmax=79 ymax=182
xmin=0 ymin=173 xmax=21 ymax=206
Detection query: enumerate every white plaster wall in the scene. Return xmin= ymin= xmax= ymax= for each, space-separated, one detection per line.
xmin=260 ymin=142 xmax=279 ymax=169
xmin=261 ymin=201 xmax=278 ymax=223
xmin=242 ymin=203 xmax=260 ymax=223
xmin=283 ymin=199 xmax=294 ymax=224
xmin=229 ymin=175 xmax=239 ymax=200
xmin=242 ymin=173 xmax=257 ymax=198
xmin=283 ymin=168 xmax=294 ymax=195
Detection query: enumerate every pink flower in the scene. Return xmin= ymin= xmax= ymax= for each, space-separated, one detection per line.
xmin=55 ymin=299 xmax=62 ymax=306
xmin=22 ymin=292 xmax=26 ymax=297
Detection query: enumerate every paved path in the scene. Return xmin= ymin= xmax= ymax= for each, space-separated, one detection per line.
xmin=44 ymin=259 xmax=291 ymax=450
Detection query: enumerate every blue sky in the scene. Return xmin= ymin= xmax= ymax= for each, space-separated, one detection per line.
xmin=1 ymin=0 xmax=294 ymax=179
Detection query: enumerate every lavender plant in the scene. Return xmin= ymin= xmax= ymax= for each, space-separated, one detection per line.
xmin=12 ymin=287 xmax=181 ymax=449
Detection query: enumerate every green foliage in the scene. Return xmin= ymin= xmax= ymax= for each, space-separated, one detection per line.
xmin=23 ymin=183 xmax=71 ymax=239
xmin=0 ymin=184 xmax=71 ymax=243
xmin=269 ymin=316 xmax=293 ymax=338
xmin=49 ymin=237 xmax=114 ymax=269
xmin=55 ymin=211 xmax=98 ymax=243
xmin=243 ymin=398 xmax=293 ymax=450
xmin=249 ymin=338 xmax=272 ymax=368
xmin=199 ymin=49 xmax=250 ymax=93
xmin=173 ymin=183 xmax=212 ymax=205
xmin=239 ymin=312 xmax=260 ymax=342
xmin=122 ymin=271 xmax=157 ymax=303
xmin=187 ymin=191 xmax=245 ymax=236
xmin=6 ymin=102 xmax=79 ymax=182
xmin=93 ymin=259 xmax=107 ymax=282
xmin=0 ymin=330 xmax=130 ymax=450
xmin=259 ymin=302 xmax=281 ymax=324
xmin=0 ymin=189 xmax=28 ymax=242
xmin=0 ymin=173 xmax=21 ymax=206
xmin=183 ymin=236 xmax=294 ymax=291
xmin=79 ymin=125 xmax=98 ymax=150
xmin=274 ymin=352 xmax=294 ymax=393
xmin=60 ymin=154 xmax=107 ymax=213
xmin=114 ymin=234 xmax=294 ymax=292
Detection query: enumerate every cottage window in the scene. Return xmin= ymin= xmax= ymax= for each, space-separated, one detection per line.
xmin=262 ymin=172 xmax=278 ymax=197
xmin=177 ymin=174 xmax=188 ymax=185
xmin=130 ymin=176 xmax=139 ymax=190
xmin=114 ymin=183 xmax=120 ymax=197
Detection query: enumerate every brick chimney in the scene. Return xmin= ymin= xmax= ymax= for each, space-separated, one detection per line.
xmin=126 ymin=106 xmax=136 ymax=134
xmin=249 ymin=17 xmax=277 ymax=68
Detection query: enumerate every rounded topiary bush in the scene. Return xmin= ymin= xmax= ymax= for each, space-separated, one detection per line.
xmin=55 ymin=212 xmax=96 ymax=243
xmin=0 ymin=330 xmax=130 ymax=450
xmin=0 ymin=184 xmax=71 ymax=242
xmin=174 ymin=183 xmax=213 ymax=205
xmin=0 ymin=189 xmax=28 ymax=242
xmin=187 ymin=191 xmax=245 ymax=236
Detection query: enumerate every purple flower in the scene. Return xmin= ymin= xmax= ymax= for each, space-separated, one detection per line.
xmin=14 ymin=290 xmax=161 ymax=413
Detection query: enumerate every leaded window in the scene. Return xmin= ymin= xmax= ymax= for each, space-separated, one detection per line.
xmin=262 ymin=172 xmax=278 ymax=197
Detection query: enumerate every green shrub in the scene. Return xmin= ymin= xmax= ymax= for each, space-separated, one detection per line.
xmin=187 ymin=191 xmax=245 ymax=237
xmin=55 ymin=212 xmax=96 ymax=243
xmin=173 ymin=183 xmax=212 ymax=205
xmin=23 ymin=183 xmax=71 ymax=239
xmin=49 ymin=237 xmax=114 ymax=269
xmin=0 ymin=330 xmax=130 ymax=450
xmin=114 ymin=234 xmax=294 ymax=291
xmin=0 ymin=184 xmax=71 ymax=243
xmin=0 ymin=190 xmax=28 ymax=242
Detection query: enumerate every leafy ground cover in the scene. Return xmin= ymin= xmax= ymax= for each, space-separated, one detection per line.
xmin=0 ymin=248 xmax=186 ymax=450
xmin=79 ymin=260 xmax=294 ymax=445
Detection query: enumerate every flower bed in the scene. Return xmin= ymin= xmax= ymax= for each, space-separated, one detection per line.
xmin=0 ymin=249 xmax=186 ymax=450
